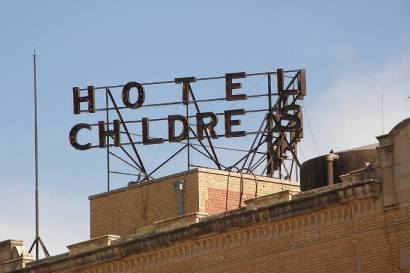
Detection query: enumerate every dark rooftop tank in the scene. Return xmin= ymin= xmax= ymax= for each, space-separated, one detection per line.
xmin=300 ymin=144 xmax=378 ymax=191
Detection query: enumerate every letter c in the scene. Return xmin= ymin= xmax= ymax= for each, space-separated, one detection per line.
xmin=69 ymin=123 xmax=92 ymax=150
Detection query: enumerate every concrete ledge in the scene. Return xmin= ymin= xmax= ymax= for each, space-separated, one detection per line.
xmin=134 ymin=213 xmax=209 ymax=236
xmin=293 ymin=179 xmax=379 ymax=200
xmin=1 ymin=257 xmax=33 ymax=273
xmin=67 ymin=235 xmax=120 ymax=256
xmin=245 ymin=190 xmax=298 ymax=210
xmin=154 ymin=212 xmax=208 ymax=233
xmin=134 ymin=225 xmax=156 ymax=237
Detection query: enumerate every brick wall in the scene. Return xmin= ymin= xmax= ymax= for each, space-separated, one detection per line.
xmin=10 ymin=119 xmax=410 ymax=273
xmin=89 ymin=168 xmax=299 ymax=238
xmin=80 ymin=186 xmax=410 ymax=273
xmin=205 ymin=188 xmax=254 ymax=214
xmin=198 ymin=169 xmax=299 ymax=215
xmin=89 ymin=171 xmax=200 ymax=238
xmin=197 ymin=169 xmax=299 ymax=215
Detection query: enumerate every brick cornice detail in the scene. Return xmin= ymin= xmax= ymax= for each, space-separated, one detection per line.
xmin=23 ymin=180 xmax=380 ymax=273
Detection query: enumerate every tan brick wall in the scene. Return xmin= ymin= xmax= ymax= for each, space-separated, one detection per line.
xmin=89 ymin=171 xmax=200 ymax=238
xmin=89 ymin=168 xmax=299 ymax=238
xmin=87 ymin=167 xmax=409 ymax=273
xmin=82 ymin=198 xmax=410 ymax=273
xmin=393 ymin=120 xmax=410 ymax=207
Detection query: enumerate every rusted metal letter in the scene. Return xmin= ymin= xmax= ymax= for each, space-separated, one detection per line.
xmin=277 ymin=69 xmax=284 ymax=95
xmin=98 ymin=120 xmax=121 ymax=148
xmin=174 ymin=77 xmax=196 ymax=105
xmin=224 ymin=109 xmax=246 ymax=138
xmin=196 ymin=112 xmax=218 ymax=140
xmin=297 ymin=69 xmax=307 ymax=97
xmin=73 ymin=86 xmax=95 ymax=114
xmin=168 ymin=115 xmax=188 ymax=142
xmin=122 ymin=81 xmax=145 ymax=109
xmin=289 ymin=111 xmax=303 ymax=141
xmin=225 ymin=72 xmax=247 ymax=101
xmin=69 ymin=123 xmax=92 ymax=150
xmin=142 ymin=118 xmax=164 ymax=145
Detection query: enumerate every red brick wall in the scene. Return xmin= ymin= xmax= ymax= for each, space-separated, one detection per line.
xmin=205 ymin=188 xmax=254 ymax=214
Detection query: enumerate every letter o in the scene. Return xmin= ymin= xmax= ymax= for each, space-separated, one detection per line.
xmin=122 ymin=81 xmax=145 ymax=109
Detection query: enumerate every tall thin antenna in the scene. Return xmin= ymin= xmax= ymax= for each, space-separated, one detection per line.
xmin=28 ymin=50 xmax=50 ymax=260
xmin=381 ymin=94 xmax=385 ymax=134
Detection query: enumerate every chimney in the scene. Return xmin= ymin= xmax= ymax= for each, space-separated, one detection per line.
xmin=326 ymin=151 xmax=339 ymax=186
xmin=174 ymin=179 xmax=185 ymax=216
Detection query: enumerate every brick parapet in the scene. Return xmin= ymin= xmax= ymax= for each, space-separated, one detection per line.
xmin=16 ymin=179 xmax=385 ymax=273
xmin=89 ymin=167 xmax=299 ymax=238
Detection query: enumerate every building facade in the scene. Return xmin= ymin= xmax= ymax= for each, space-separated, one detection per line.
xmin=1 ymin=118 xmax=410 ymax=273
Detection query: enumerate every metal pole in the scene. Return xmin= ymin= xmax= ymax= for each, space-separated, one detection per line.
xmin=381 ymin=94 xmax=384 ymax=134
xmin=186 ymin=103 xmax=190 ymax=170
xmin=267 ymin=74 xmax=273 ymax=177
xmin=105 ymin=89 xmax=110 ymax=191
xmin=33 ymin=50 xmax=39 ymax=260
xmin=28 ymin=50 xmax=50 ymax=260
xmin=295 ymin=146 xmax=299 ymax=182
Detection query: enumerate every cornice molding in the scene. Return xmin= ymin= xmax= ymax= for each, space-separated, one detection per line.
xmin=22 ymin=180 xmax=380 ymax=273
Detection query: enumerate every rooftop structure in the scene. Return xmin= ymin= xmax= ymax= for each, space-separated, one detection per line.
xmin=1 ymin=118 xmax=410 ymax=273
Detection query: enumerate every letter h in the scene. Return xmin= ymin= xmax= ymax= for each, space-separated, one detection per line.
xmin=98 ymin=120 xmax=121 ymax=148
xmin=73 ymin=86 xmax=95 ymax=114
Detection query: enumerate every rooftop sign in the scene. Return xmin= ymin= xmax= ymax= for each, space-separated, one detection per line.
xmin=69 ymin=69 xmax=306 ymax=184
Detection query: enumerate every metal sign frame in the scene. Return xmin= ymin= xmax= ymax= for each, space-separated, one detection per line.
xmin=69 ymin=68 xmax=306 ymax=189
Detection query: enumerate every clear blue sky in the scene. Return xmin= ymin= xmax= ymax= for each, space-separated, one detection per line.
xmin=1 ymin=0 xmax=409 ymax=256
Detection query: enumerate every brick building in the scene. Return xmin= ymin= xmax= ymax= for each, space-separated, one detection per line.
xmin=1 ymin=118 xmax=410 ymax=273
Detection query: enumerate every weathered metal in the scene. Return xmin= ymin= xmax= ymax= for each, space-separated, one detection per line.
xmin=174 ymin=76 xmax=196 ymax=105
xmin=73 ymin=86 xmax=95 ymax=114
xmin=122 ymin=81 xmax=145 ymax=109
xmin=142 ymin=118 xmax=164 ymax=145
xmin=107 ymin=89 xmax=148 ymax=179
xmin=188 ymin=85 xmax=222 ymax=170
xmin=69 ymin=123 xmax=92 ymax=150
xmin=224 ymin=109 xmax=246 ymax=138
xmin=98 ymin=120 xmax=121 ymax=148
xmin=70 ymin=69 xmax=306 ymax=185
xmin=225 ymin=72 xmax=247 ymax=101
